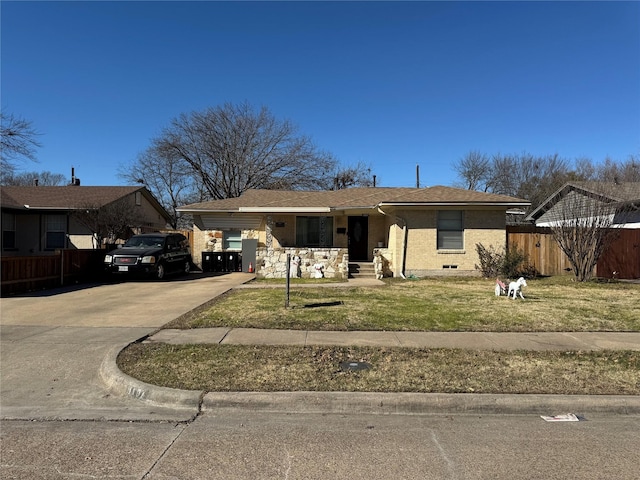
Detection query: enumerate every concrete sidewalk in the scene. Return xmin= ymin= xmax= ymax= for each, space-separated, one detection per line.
xmin=110 ymin=326 xmax=640 ymax=416
xmin=145 ymin=328 xmax=640 ymax=351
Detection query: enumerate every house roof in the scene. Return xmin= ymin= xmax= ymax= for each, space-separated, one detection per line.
xmin=0 ymin=185 xmax=172 ymax=222
xmin=525 ymin=182 xmax=640 ymax=221
xmin=178 ymin=186 xmax=530 ymax=213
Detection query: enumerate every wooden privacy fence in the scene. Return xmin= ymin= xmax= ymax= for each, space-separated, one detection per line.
xmin=507 ymin=226 xmax=572 ymax=277
xmin=507 ymin=226 xmax=640 ymax=279
xmin=1 ymin=249 xmax=107 ymax=296
xmin=596 ymin=229 xmax=640 ymax=279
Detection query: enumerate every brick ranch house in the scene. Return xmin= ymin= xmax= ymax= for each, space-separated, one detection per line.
xmin=178 ymin=186 xmax=530 ymax=279
xmin=1 ymin=185 xmax=172 ymax=254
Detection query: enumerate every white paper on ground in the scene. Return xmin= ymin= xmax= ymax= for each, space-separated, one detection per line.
xmin=540 ymin=413 xmax=580 ymax=422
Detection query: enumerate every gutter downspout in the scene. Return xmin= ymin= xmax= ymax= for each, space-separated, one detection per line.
xmin=377 ymin=206 xmax=407 ymax=279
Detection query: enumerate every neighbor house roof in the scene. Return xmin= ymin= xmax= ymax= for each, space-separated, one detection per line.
xmin=525 ymin=182 xmax=640 ymax=222
xmin=0 ymin=185 xmax=172 ymax=223
xmin=178 ymin=186 xmax=530 ymax=213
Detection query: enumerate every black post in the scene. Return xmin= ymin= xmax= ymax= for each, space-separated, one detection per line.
xmin=285 ymin=253 xmax=291 ymax=308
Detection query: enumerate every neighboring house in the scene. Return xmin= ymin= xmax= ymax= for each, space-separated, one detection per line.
xmin=1 ymin=185 xmax=172 ymax=255
xmin=526 ymin=182 xmax=640 ymax=228
xmin=524 ymin=181 xmax=640 ymax=280
xmin=177 ymin=186 xmax=530 ymax=279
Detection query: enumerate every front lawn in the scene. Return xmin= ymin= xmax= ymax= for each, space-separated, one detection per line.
xmin=119 ymin=277 xmax=639 ymax=394
xmin=166 ymin=277 xmax=640 ymax=332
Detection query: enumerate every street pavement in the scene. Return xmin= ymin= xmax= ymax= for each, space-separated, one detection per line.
xmin=2 ymin=412 xmax=640 ymax=479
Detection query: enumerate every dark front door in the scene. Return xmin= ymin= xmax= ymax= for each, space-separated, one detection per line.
xmin=348 ymin=216 xmax=369 ymax=261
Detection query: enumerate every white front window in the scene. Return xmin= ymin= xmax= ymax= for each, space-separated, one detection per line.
xmin=437 ymin=211 xmax=464 ymax=250
xmin=223 ymin=230 xmax=242 ymax=250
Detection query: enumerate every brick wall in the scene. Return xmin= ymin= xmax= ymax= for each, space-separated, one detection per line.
xmin=399 ymin=208 xmax=506 ymax=276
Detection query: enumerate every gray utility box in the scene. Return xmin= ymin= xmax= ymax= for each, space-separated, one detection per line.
xmin=241 ymin=239 xmax=258 ymax=273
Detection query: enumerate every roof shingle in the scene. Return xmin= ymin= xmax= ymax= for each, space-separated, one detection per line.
xmin=0 ymin=186 xmax=164 ymax=212
xmin=178 ymin=186 xmax=530 ymax=212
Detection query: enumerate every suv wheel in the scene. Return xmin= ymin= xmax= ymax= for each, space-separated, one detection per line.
xmin=183 ymin=260 xmax=191 ymax=275
xmin=155 ymin=262 xmax=166 ymax=280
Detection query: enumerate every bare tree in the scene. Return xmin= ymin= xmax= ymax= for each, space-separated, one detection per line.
xmin=73 ymin=198 xmax=144 ymax=248
xmin=145 ymin=102 xmax=337 ymax=200
xmin=330 ymin=161 xmax=374 ymax=189
xmin=453 ymin=151 xmax=491 ymax=191
xmin=572 ymin=157 xmax=598 ymax=181
xmin=0 ymin=112 xmax=42 ymax=176
xmin=1 ymin=170 xmax=66 ymax=186
xmin=595 ymin=155 xmax=640 ymax=183
xmin=119 ymin=149 xmax=201 ymax=229
xmin=454 ymin=151 xmax=578 ymax=216
xmin=487 ymin=153 xmax=572 ymax=209
xmin=544 ymin=183 xmax=636 ymax=282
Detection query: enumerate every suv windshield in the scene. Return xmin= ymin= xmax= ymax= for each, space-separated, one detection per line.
xmin=123 ymin=236 xmax=164 ymax=248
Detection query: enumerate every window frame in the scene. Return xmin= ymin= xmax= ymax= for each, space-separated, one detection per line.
xmin=437 ymin=210 xmax=464 ymax=250
xmin=223 ymin=230 xmax=242 ymax=250
xmin=45 ymin=214 xmax=67 ymax=250
xmin=2 ymin=212 xmax=16 ymax=250
xmin=295 ymin=216 xmax=333 ymax=247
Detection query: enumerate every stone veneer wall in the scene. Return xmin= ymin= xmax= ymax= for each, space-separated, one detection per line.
xmin=257 ymin=247 xmax=349 ymax=279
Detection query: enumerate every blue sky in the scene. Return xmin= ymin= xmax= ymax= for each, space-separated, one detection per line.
xmin=2 ymin=1 xmax=639 ymax=188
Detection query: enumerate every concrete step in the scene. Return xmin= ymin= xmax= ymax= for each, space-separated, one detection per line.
xmin=348 ymin=262 xmax=376 ymax=279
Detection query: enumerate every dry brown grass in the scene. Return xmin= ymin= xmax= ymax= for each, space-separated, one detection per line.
xmin=119 ymin=343 xmax=640 ymax=395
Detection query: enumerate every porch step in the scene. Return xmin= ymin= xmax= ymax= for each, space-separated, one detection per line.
xmin=348 ymin=262 xmax=376 ymax=279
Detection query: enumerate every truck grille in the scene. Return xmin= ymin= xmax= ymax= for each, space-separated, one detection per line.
xmin=113 ymin=256 xmax=138 ymax=265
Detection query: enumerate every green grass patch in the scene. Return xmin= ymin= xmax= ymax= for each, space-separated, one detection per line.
xmin=166 ymin=277 xmax=640 ymax=332
xmin=252 ymin=277 xmax=346 ymax=284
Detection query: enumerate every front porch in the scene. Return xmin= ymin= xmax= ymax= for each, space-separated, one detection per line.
xmin=190 ymin=210 xmax=397 ymax=279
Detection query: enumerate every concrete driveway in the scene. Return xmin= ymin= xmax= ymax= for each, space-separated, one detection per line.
xmin=0 ymin=272 xmax=254 ymax=421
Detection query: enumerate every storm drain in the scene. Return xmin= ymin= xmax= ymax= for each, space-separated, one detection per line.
xmin=339 ymin=361 xmax=372 ymax=372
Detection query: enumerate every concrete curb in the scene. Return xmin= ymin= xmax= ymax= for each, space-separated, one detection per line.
xmin=99 ymin=344 xmax=203 ymax=410
xmin=101 ymin=343 xmax=640 ymax=415
xmin=203 ymin=391 xmax=640 ymax=415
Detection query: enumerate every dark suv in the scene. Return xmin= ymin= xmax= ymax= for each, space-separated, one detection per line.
xmin=104 ymin=233 xmax=192 ymax=280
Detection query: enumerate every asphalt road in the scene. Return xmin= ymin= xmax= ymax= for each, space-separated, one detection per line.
xmin=2 ymin=412 xmax=639 ymax=479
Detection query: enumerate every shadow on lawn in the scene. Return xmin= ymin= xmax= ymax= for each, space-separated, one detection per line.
xmin=299 ymin=301 xmax=345 ymax=309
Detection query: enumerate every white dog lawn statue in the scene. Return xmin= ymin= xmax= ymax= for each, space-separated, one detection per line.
xmin=313 ymin=262 xmax=324 ymax=279
xmin=290 ymin=255 xmax=301 ymax=278
xmin=508 ymin=277 xmax=527 ymax=300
